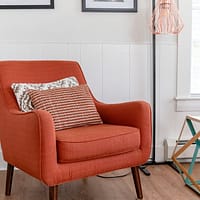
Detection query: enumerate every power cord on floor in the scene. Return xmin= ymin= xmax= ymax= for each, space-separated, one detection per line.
xmin=97 ymin=165 xmax=152 ymax=178
xmin=96 ymin=171 xmax=131 ymax=179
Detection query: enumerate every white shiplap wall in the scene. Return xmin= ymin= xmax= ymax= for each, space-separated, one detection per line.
xmin=0 ymin=42 xmax=151 ymax=102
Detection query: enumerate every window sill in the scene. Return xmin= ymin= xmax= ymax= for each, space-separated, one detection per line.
xmin=175 ymin=96 xmax=200 ymax=112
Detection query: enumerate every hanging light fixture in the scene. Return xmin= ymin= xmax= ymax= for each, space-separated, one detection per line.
xmin=151 ymin=0 xmax=184 ymax=34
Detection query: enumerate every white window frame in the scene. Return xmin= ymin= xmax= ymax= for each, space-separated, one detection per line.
xmin=176 ymin=0 xmax=200 ymax=111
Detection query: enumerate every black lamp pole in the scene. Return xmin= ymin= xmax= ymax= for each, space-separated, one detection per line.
xmin=139 ymin=0 xmax=156 ymax=175
xmin=152 ymin=0 xmax=156 ymax=164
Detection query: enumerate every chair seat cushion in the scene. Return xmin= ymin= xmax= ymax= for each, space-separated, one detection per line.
xmin=56 ymin=124 xmax=140 ymax=163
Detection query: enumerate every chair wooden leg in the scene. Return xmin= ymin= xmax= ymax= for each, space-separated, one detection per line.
xmin=5 ymin=163 xmax=14 ymax=196
xmin=131 ymin=167 xmax=143 ymax=199
xmin=49 ymin=185 xmax=58 ymax=200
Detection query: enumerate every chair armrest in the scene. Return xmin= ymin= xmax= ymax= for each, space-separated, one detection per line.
xmin=95 ymin=101 xmax=152 ymax=153
xmin=0 ymin=109 xmax=57 ymax=180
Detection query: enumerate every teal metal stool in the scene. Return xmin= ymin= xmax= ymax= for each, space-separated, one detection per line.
xmin=172 ymin=115 xmax=200 ymax=194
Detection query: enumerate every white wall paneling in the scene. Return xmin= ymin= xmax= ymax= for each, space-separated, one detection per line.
xmin=102 ymin=44 xmax=130 ymax=103
xmin=0 ymin=42 xmax=151 ymax=103
xmin=80 ymin=44 xmax=103 ymax=100
xmin=130 ymin=44 xmax=151 ymax=102
xmin=67 ymin=44 xmax=81 ymax=62
xmin=0 ymin=42 xmax=69 ymax=60
xmin=155 ymin=42 xmax=178 ymax=161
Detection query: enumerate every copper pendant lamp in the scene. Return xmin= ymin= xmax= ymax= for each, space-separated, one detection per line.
xmin=151 ymin=0 xmax=184 ymax=34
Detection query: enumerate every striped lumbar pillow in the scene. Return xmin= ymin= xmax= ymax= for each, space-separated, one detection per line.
xmin=28 ymin=85 xmax=103 ymax=131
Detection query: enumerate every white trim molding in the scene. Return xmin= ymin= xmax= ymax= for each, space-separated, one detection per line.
xmin=175 ymin=96 xmax=200 ymax=111
xmin=176 ymin=0 xmax=199 ymax=112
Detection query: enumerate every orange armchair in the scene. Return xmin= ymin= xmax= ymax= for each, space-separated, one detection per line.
xmin=0 ymin=61 xmax=152 ymax=200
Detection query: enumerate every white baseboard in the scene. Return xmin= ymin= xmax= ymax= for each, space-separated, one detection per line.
xmin=155 ymin=145 xmax=165 ymax=163
xmin=164 ymin=138 xmax=200 ymax=162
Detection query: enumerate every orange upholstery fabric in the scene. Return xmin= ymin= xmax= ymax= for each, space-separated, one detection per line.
xmin=56 ymin=124 xmax=140 ymax=163
xmin=0 ymin=61 xmax=152 ymax=187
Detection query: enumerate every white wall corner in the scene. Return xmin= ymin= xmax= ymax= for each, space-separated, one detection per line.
xmin=0 ymin=148 xmax=7 ymax=170
xmin=155 ymin=145 xmax=165 ymax=163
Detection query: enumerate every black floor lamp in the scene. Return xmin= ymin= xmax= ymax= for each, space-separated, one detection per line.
xmin=140 ymin=0 xmax=184 ymax=175
xmin=151 ymin=0 xmax=184 ymax=162
xmin=138 ymin=1 xmax=157 ymax=176
xmin=139 ymin=0 xmax=156 ymax=176
xmin=152 ymin=0 xmax=156 ymax=164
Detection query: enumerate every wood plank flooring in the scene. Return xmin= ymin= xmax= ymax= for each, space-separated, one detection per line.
xmin=0 ymin=164 xmax=199 ymax=200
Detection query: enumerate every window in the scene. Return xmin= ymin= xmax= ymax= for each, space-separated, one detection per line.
xmin=176 ymin=0 xmax=200 ymax=111
xmin=191 ymin=0 xmax=200 ymax=94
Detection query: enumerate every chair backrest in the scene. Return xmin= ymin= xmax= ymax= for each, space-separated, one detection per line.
xmin=0 ymin=60 xmax=87 ymax=111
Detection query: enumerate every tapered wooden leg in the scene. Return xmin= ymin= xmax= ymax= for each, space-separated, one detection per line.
xmin=49 ymin=185 xmax=58 ymax=200
xmin=131 ymin=167 xmax=143 ymax=199
xmin=5 ymin=163 xmax=14 ymax=196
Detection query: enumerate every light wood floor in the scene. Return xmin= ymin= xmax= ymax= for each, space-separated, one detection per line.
xmin=0 ymin=164 xmax=199 ymax=200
